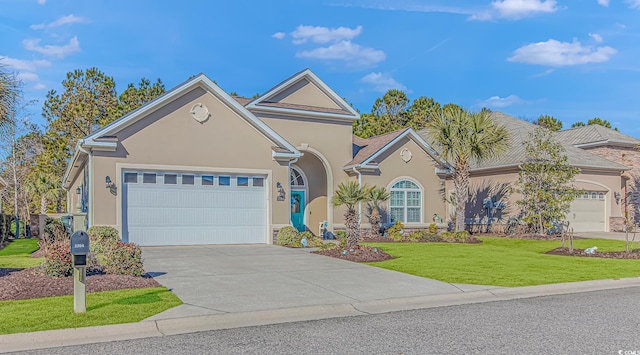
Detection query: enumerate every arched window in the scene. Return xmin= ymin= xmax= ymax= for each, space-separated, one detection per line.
xmin=390 ymin=180 xmax=422 ymax=223
xmin=290 ymin=167 xmax=305 ymax=187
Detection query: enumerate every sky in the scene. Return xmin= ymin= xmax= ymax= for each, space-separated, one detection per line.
xmin=1 ymin=0 xmax=640 ymax=138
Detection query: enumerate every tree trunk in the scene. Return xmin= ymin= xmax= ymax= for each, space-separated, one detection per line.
xmin=345 ymin=206 xmax=360 ymax=247
xmin=369 ymin=207 xmax=381 ymax=237
xmin=454 ymin=162 xmax=470 ymax=232
xmin=40 ymin=194 xmax=47 ymax=214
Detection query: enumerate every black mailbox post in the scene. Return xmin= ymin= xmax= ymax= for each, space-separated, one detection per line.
xmin=70 ymin=231 xmax=90 ymax=313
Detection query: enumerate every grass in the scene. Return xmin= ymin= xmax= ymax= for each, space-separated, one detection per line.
xmin=0 ymin=239 xmax=43 ymax=268
xmin=0 ymin=287 xmax=182 ymax=334
xmin=364 ymin=237 xmax=640 ymax=287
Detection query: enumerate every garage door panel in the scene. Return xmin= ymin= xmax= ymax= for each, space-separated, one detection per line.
xmin=123 ymin=172 xmax=267 ymax=246
xmin=568 ymin=197 xmax=605 ymax=232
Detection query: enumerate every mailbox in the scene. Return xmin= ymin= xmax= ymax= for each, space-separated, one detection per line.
xmin=70 ymin=231 xmax=90 ymax=267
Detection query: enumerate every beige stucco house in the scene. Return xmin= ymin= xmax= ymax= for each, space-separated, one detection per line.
xmin=63 ymin=69 xmax=449 ymax=246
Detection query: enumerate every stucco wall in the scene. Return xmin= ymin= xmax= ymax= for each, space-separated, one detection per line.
xmin=268 ymin=79 xmax=341 ymax=110
xmin=361 ymin=137 xmax=447 ymax=227
xmin=89 ymin=86 xmax=290 ymax=237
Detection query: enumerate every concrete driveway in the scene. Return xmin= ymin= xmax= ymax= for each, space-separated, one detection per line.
xmin=142 ymin=244 xmax=501 ymax=321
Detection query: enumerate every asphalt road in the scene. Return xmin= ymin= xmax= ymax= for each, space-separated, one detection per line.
xmin=14 ymin=287 xmax=640 ymax=355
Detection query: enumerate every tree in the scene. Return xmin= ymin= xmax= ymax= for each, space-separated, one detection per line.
xmin=332 ymin=181 xmax=370 ymax=247
xmin=534 ymin=115 xmax=562 ymax=131
xmin=425 ymin=107 xmax=510 ymax=232
xmin=366 ymin=186 xmax=390 ymax=238
xmin=515 ymin=126 xmax=581 ymax=235
xmin=0 ymin=64 xmax=16 ymax=124
xmin=571 ymin=118 xmax=617 ymax=131
xmin=571 ymin=121 xmax=586 ymax=128
xmin=407 ymin=96 xmax=441 ymax=131
xmin=23 ymin=172 xmax=61 ymax=214
xmin=118 ymin=78 xmax=165 ymax=116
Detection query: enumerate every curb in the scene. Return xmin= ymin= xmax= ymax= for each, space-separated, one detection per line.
xmin=1 ymin=277 xmax=640 ymax=353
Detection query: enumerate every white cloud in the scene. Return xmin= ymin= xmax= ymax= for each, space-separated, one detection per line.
xmin=479 ymin=95 xmax=526 ymax=108
xmin=470 ymin=0 xmax=558 ymax=20
xmin=0 ymin=57 xmax=50 ymax=71
xmin=37 ymin=0 xmax=46 ymax=4
xmin=296 ymin=40 xmax=386 ymax=67
xmin=34 ymin=83 xmax=46 ymax=90
xmin=291 ymin=25 xmax=362 ymax=44
xmin=16 ymin=72 xmax=39 ymax=82
xmin=508 ymin=39 xmax=616 ymax=66
xmin=589 ymin=32 xmax=604 ymax=43
xmin=360 ymin=72 xmax=407 ymax=92
xmin=23 ymin=36 xmax=81 ymax=58
xmin=627 ymin=0 xmax=640 ymax=8
xmin=30 ymin=14 xmax=89 ymax=30
xmin=272 ymin=32 xmax=286 ymax=40
xmin=597 ymin=0 xmax=610 ymax=6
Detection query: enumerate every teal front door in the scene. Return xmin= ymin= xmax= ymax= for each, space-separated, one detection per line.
xmin=291 ymin=190 xmax=305 ymax=232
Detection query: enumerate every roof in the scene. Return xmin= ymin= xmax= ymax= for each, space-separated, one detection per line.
xmin=232 ymin=97 xmax=253 ymax=106
xmin=246 ymin=68 xmax=360 ymax=121
xmin=346 ymin=128 xmax=451 ymax=171
xmin=417 ymin=112 xmax=629 ymax=172
xmin=556 ymin=124 xmax=640 ymax=148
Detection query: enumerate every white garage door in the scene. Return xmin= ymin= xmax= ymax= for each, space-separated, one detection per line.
xmin=122 ymin=171 xmax=267 ymax=246
xmin=568 ymin=191 xmax=606 ymax=232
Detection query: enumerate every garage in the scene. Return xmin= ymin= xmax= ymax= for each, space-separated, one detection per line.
xmin=122 ymin=171 xmax=267 ymax=246
xmin=567 ymin=191 xmax=606 ymax=232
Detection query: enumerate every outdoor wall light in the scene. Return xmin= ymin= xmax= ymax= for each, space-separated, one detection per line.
xmin=105 ymin=176 xmax=115 ymax=189
xmin=615 ymin=191 xmax=621 ymax=204
xmin=75 ymin=187 xmax=81 ymax=195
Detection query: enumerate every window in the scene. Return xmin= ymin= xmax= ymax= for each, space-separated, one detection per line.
xmin=164 ymin=174 xmax=177 ymax=184
xmin=390 ymin=180 xmax=422 ymax=223
xmin=182 ymin=175 xmax=194 ymax=185
xmin=591 ymin=192 xmax=598 ymax=200
xmin=290 ymin=167 xmax=305 ymax=187
xmin=124 ymin=173 xmax=137 ymax=183
xmin=143 ymin=173 xmax=156 ymax=184
xmin=253 ymin=177 xmax=264 ymax=187
xmin=202 ymin=175 xmax=214 ymax=186
xmin=598 ymin=192 xmax=605 ymax=200
xmin=237 ymin=177 xmax=249 ymax=187
xmin=219 ymin=176 xmax=230 ymax=186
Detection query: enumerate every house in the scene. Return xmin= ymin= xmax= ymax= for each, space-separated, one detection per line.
xmin=418 ymin=113 xmax=631 ymax=233
xmin=63 ymin=69 xmax=449 ymax=246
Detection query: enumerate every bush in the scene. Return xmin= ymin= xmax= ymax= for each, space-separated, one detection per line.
xmin=455 ymin=231 xmax=470 ymax=243
xmin=422 ymin=233 xmax=442 ymax=242
xmin=276 ymin=226 xmax=301 ymax=247
xmin=440 ymin=231 xmax=470 ymax=243
xmin=44 ymin=239 xmax=73 ymax=277
xmin=335 ymin=230 xmax=347 ymax=240
xmin=428 ymin=223 xmax=439 ymax=235
xmin=42 ymin=218 xmax=68 ymax=245
xmin=387 ymin=221 xmax=405 ymax=241
xmin=87 ymin=226 xmax=119 ymax=253
xmin=103 ymin=242 xmax=145 ymax=276
xmin=406 ymin=230 xmax=428 ymax=242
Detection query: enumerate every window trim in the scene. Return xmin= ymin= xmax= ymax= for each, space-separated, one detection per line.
xmin=388 ymin=178 xmax=423 ymax=224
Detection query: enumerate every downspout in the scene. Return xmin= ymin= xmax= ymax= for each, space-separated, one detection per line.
xmin=352 ymin=166 xmax=362 ymax=224
xmin=288 ymin=157 xmax=299 ymax=226
xmin=78 ymin=142 xmax=93 ymax=227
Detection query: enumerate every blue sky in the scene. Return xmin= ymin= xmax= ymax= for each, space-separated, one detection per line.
xmin=2 ymin=0 xmax=639 ymax=138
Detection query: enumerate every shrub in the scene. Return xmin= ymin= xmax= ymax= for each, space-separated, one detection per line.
xmin=428 ymin=223 xmax=439 ymax=235
xmin=407 ymin=230 xmax=429 ymax=242
xmin=87 ymin=226 xmax=119 ymax=253
xmin=276 ymin=226 xmax=301 ymax=247
xmin=455 ymin=231 xmax=470 ymax=243
xmin=42 ymin=218 xmax=68 ymax=245
xmin=44 ymin=239 xmax=73 ymax=277
xmin=440 ymin=231 xmax=456 ymax=242
xmin=387 ymin=221 xmax=405 ymax=241
xmin=103 ymin=242 xmax=145 ymax=276
xmin=423 ymin=233 xmax=442 ymax=242
xmin=440 ymin=230 xmax=470 ymax=243
xmin=335 ymin=230 xmax=347 ymax=240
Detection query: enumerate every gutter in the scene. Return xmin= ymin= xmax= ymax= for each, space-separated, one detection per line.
xmin=288 ymin=157 xmax=299 ymax=226
xmin=352 ymin=166 xmax=363 ymax=224
xmin=78 ymin=142 xmax=93 ymax=227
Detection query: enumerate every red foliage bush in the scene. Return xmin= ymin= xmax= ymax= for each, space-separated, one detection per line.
xmin=44 ymin=239 xmax=72 ymax=277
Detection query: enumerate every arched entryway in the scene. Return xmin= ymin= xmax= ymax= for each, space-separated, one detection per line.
xmin=290 ymin=149 xmax=330 ymax=235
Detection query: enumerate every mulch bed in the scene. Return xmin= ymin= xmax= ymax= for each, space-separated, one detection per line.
xmin=313 ymin=245 xmax=394 ymax=262
xmin=545 ymin=247 xmax=640 ymax=259
xmin=0 ymin=266 xmax=161 ymax=301
xmin=359 ymin=235 xmax=483 ymax=244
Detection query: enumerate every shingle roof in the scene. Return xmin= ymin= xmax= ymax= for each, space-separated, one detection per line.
xmin=417 ymin=112 xmax=628 ymax=172
xmin=556 ymin=124 xmax=640 ymax=147
xmin=347 ymin=129 xmax=409 ymax=167
xmin=232 ymin=97 xmax=253 ymax=106
xmin=256 ymin=101 xmax=353 ymax=115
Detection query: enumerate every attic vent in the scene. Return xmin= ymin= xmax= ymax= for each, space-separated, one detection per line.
xmin=190 ymin=103 xmax=210 ymax=123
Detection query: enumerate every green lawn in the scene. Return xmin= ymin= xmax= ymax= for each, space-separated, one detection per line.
xmin=0 ymin=239 xmax=43 ymax=268
xmin=364 ymin=237 xmax=640 ymax=287
xmin=0 ymin=287 xmax=182 ymax=334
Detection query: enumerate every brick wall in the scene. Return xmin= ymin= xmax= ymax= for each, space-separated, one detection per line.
xmin=584 ymin=145 xmax=640 ymax=229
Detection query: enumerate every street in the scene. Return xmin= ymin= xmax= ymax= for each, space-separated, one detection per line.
xmin=15 ymin=287 xmax=640 ymax=354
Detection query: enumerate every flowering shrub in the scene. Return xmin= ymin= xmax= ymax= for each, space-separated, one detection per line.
xmin=44 ymin=239 xmax=73 ymax=277
xmin=103 ymin=242 xmax=145 ymax=276
xmin=87 ymin=226 xmax=119 ymax=253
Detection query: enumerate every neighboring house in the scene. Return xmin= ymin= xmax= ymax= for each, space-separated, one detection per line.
xmin=419 ymin=113 xmax=630 ymax=233
xmin=63 ymin=69 xmax=449 ymax=246
xmin=556 ymin=125 xmax=640 ymax=229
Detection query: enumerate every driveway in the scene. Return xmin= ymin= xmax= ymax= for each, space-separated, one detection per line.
xmin=142 ymin=244 xmax=502 ymax=321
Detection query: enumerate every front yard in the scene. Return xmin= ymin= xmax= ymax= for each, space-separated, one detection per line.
xmin=364 ymin=237 xmax=640 ymax=287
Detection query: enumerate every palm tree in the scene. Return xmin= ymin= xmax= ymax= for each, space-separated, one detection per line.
xmin=332 ymin=181 xmax=370 ymax=247
xmin=425 ymin=107 xmax=509 ymax=232
xmin=367 ymin=186 xmax=390 ymax=237
xmin=24 ymin=172 xmax=62 ymax=214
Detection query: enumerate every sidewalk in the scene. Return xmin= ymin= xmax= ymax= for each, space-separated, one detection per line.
xmin=2 ymin=277 xmax=640 ymax=353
